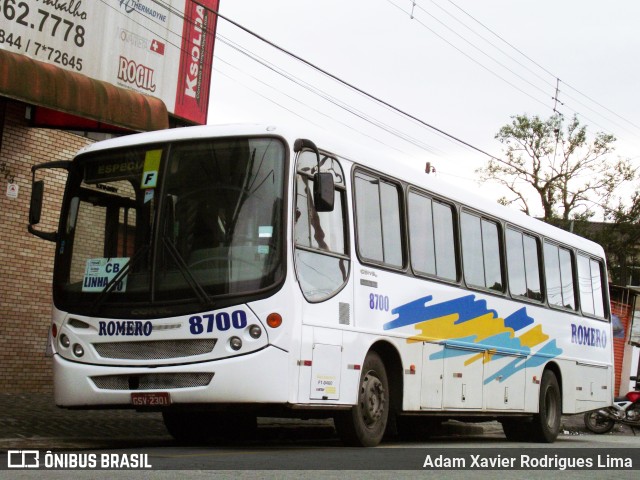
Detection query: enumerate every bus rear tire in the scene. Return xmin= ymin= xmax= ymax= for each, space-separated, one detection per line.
xmin=501 ymin=370 xmax=561 ymax=443
xmin=335 ymin=351 xmax=389 ymax=447
xmin=531 ymin=370 xmax=561 ymax=442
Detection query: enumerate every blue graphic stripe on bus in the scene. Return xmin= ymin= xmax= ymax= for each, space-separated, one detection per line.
xmin=383 ymin=294 xmax=562 ymax=384
xmin=384 ymin=295 xmax=499 ymax=330
xmin=484 ymin=340 xmax=563 ymax=384
xmin=503 ymin=307 xmax=535 ymax=331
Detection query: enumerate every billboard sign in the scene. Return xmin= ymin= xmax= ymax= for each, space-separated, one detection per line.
xmin=0 ymin=0 xmax=219 ymax=125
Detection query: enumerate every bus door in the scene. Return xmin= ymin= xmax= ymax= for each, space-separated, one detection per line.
xmin=293 ymin=147 xmax=351 ymax=402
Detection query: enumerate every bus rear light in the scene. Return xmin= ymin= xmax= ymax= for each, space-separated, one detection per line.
xmin=73 ymin=344 xmax=84 ymax=357
xmin=52 ymin=323 xmax=58 ymax=338
xmin=59 ymin=334 xmax=70 ymax=348
xmin=267 ymin=313 xmax=282 ymax=328
xmin=249 ymin=325 xmax=262 ymax=339
xmin=229 ymin=336 xmax=242 ymax=351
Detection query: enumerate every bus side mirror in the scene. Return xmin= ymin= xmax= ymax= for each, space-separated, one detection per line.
xmin=29 ymin=180 xmax=44 ymax=225
xmin=294 ymin=138 xmax=335 ymax=212
xmin=314 ymin=172 xmax=335 ymax=212
xmin=27 ymin=160 xmax=71 ymax=242
xmin=28 ymin=179 xmax=56 ymax=242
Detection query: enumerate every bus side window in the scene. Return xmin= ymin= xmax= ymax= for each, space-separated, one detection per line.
xmin=577 ymin=254 xmax=606 ymax=318
xmin=408 ymin=190 xmax=457 ymax=281
xmin=461 ymin=211 xmax=503 ymax=292
xmin=354 ymin=171 xmax=404 ymax=268
xmin=544 ymin=242 xmax=576 ymax=310
xmin=506 ymin=228 xmax=543 ymax=301
xmin=294 ymin=152 xmax=349 ymax=301
xmin=295 ymin=175 xmax=345 ymax=254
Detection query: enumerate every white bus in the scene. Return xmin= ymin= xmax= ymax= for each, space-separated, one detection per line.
xmin=29 ymin=124 xmax=613 ymax=447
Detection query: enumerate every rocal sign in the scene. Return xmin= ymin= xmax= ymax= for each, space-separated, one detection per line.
xmin=0 ymin=0 xmax=219 ymax=125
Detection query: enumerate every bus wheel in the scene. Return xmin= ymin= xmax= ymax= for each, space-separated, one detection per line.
xmin=530 ymin=370 xmax=562 ymax=442
xmin=335 ymin=351 xmax=389 ymax=447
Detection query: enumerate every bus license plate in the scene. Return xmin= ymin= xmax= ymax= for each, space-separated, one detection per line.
xmin=131 ymin=392 xmax=171 ymax=407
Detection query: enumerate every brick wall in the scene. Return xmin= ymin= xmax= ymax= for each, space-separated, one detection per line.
xmin=0 ymin=101 xmax=92 ymax=393
xmin=611 ymin=301 xmax=630 ymax=396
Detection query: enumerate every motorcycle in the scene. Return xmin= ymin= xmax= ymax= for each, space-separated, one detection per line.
xmin=584 ymin=376 xmax=640 ymax=434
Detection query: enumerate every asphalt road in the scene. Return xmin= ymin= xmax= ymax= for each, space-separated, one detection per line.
xmin=2 ymin=432 xmax=640 ymax=480
xmin=2 ymin=393 xmax=639 ymax=478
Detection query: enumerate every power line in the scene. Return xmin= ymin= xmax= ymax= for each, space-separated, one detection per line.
xmin=107 ymin=0 xmax=639 ymax=166
xmin=217 ymin=35 xmax=446 ymax=156
xmin=214 ymin=55 xmax=420 ymax=156
xmin=105 ymin=0 xmax=496 ymax=161
xmin=427 ymin=0 xmax=558 ymax=91
xmin=409 ymin=0 xmax=640 ymax=141
xmin=410 ymin=0 xmax=554 ymax=103
xmin=384 ymin=0 xmax=552 ymax=112
xmin=561 ymin=80 xmax=640 ymax=133
xmin=200 ymin=3 xmax=505 ymax=163
xmin=440 ymin=0 xmax=640 ymax=137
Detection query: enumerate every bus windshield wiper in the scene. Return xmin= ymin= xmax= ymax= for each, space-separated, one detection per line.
xmin=161 ymin=236 xmax=214 ymax=309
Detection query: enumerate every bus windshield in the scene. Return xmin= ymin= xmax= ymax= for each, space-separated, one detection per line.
xmin=54 ymin=137 xmax=286 ymax=317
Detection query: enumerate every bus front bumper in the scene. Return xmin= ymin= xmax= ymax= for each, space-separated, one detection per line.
xmin=53 ymin=346 xmax=290 ymax=408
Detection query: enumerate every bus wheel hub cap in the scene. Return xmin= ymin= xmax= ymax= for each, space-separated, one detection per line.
xmin=361 ymin=373 xmax=385 ymax=425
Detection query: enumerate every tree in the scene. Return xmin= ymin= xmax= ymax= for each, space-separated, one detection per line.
xmin=575 ymin=193 xmax=640 ymax=285
xmin=477 ymin=113 xmax=635 ymax=222
xmin=478 ymin=112 xmax=640 ymax=285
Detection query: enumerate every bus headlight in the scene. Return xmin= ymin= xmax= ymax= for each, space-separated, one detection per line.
xmin=59 ymin=334 xmax=70 ymax=348
xmin=72 ymin=344 xmax=85 ymax=357
xmin=229 ymin=336 xmax=242 ymax=351
xmin=249 ymin=325 xmax=262 ymax=339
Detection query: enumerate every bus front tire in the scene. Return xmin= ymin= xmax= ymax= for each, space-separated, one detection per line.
xmin=335 ymin=351 xmax=389 ymax=447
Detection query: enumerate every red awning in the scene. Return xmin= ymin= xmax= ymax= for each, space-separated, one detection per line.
xmin=0 ymin=49 xmax=168 ymax=132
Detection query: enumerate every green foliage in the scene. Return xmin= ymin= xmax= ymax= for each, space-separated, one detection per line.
xmin=479 ymin=113 xmax=640 ymax=284
xmin=477 ymin=113 xmax=634 ymax=222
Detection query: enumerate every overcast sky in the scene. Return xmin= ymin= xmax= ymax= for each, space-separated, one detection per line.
xmin=207 ymin=0 xmax=640 ymax=210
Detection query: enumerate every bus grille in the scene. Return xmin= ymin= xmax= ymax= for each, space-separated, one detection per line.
xmin=91 ymin=372 xmax=215 ymax=390
xmin=93 ymin=339 xmax=217 ymax=360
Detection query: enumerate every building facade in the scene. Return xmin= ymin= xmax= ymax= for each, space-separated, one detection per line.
xmin=0 ymin=100 xmax=92 ymax=392
xmin=0 ymin=49 xmax=169 ymax=393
